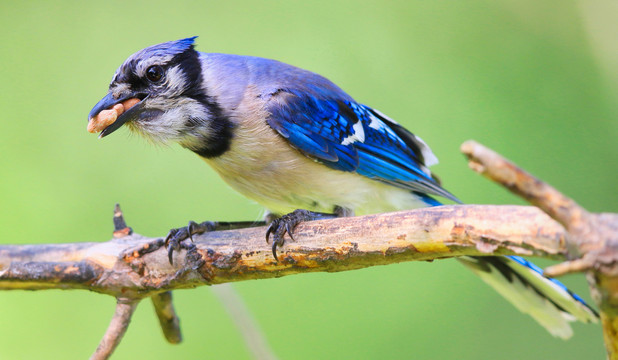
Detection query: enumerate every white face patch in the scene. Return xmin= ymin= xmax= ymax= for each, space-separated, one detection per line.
xmin=129 ymin=97 xmax=210 ymax=145
xmin=341 ymin=121 xmax=366 ymax=145
xmin=104 ymin=39 xmax=220 ymax=153
xmin=164 ymin=66 xmax=188 ymax=97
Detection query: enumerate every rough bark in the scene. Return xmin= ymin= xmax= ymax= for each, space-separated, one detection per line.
xmin=0 ymin=205 xmax=569 ymax=296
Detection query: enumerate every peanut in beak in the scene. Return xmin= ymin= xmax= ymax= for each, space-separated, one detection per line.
xmin=87 ymin=98 xmax=141 ymax=133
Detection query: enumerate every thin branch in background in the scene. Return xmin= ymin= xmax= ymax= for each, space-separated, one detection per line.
xmin=212 ymin=284 xmax=278 ymax=360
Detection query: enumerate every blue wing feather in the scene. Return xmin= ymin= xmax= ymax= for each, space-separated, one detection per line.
xmin=266 ymin=89 xmax=459 ymax=202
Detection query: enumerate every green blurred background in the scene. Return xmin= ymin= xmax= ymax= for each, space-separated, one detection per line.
xmin=1 ymin=1 xmax=616 ymax=359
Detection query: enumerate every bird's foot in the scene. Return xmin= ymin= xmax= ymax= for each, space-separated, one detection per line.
xmin=165 ymin=221 xmax=216 ymax=265
xmin=266 ymin=209 xmax=338 ymax=261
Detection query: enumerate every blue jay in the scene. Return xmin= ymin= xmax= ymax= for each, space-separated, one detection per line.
xmin=88 ymin=37 xmax=598 ymax=338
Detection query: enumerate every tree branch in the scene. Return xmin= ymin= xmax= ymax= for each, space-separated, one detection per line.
xmin=151 ymin=291 xmax=182 ymax=344
xmin=0 ymin=205 xmax=568 ymax=295
xmin=91 ymin=298 xmax=138 ymax=360
xmin=461 ymin=140 xmax=591 ymax=230
xmin=0 ymin=140 xmax=615 ymax=359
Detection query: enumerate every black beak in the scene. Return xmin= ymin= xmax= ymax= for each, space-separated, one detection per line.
xmin=88 ymin=92 xmax=144 ymax=138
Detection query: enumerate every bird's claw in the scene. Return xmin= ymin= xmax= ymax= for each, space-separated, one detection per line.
xmin=266 ymin=210 xmax=311 ymax=261
xmin=164 ymin=220 xmax=213 ymax=265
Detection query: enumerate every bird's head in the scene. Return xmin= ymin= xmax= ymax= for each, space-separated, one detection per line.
xmin=88 ymin=37 xmax=231 ymax=156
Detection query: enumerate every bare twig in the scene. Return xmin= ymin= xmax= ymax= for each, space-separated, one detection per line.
xmin=460 ymin=140 xmax=591 ymax=230
xmin=151 ymin=291 xmax=182 ymax=344
xmin=544 ymin=258 xmax=595 ymax=277
xmin=91 ymin=298 xmax=139 ymax=360
xmin=461 ymin=140 xmax=618 ymax=358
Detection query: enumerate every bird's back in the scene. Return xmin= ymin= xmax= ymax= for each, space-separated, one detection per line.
xmin=198 ymin=52 xmax=354 ymax=109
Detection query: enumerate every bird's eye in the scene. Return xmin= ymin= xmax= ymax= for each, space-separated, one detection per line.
xmin=146 ymin=65 xmax=163 ymax=82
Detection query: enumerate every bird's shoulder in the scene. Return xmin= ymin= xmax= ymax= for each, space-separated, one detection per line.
xmin=200 ymin=52 xmax=348 ymax=99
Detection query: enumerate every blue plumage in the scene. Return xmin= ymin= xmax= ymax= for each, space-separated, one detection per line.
xmin=267 ymin=91 xmax=459 ymax=202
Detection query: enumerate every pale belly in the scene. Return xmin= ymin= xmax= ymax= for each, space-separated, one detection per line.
xmin=203 ymin=124 xmax=430 ymax=216
xmin=202 ymin=87 xmax=431 ymax=216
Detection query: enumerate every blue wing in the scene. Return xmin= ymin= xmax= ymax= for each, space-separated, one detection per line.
xmin=266 ymin=88 xmax=459 ymax=203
